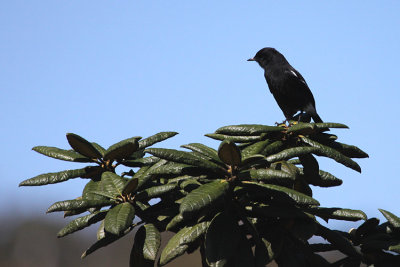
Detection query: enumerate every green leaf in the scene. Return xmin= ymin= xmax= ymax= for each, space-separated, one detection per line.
xmin=122 ymin=178 xmax=139 ymax=196
xmin=101 ymin=172 xmax=127 ymax=196
xmin=57 ymin=211 xmax=107 ymax=237
xmin=313 ymin=122 xmax=349 ymax=129
xmin=181 ymin=143 xmax=221 ymax=163
xmin=66 ymin=133 xmax=102 ymax=159
xmin=180 ymin=180 xmax=229 ymax=218
xmin=160 ymin=221 xmax=210 ymax=266
xmin=299 ymin=168 xmax=343 ymax=187
xmin=103 ymin=136 xmax=141 ymax=161
xmin=32 ymin=146 xmax=91 ymax=162
xmin=260 ymin=140 xmax=285 ymax=156
xmin=306 ymin=207 xmax=367 ymax=222
xmin=286 ymin=122 xmax=315 ymax=135
xmin=19 ymin=168 xmax=88 ymax=186
xmin=241 ymin=139 xmax=271 ymax=160
xmin=266 ymin=147 xmax=318 ymax=162
xmin=215 ymin=124 xmax=283 ymax=136
xmin=301 ymin=136 xmax=361 ymax=172
xmin=47 ymin=199 xmax=114 ymax=213
xmin=242 ymin=181 xmax=319 ymax=206
xmin=166 ymin=214 xmax=185 ymax=231
xmin=83 ymin=180 xmax=108 ymax=201
xmin=149 ymin=162 xmax=200 ymax=176
xmin=247 ymin=168 xmax=296 ymax=185
xmin=97 ymin=220 xmax=106 ymax=240
xmin=136 ymin=224 xmax=161 ymax=261
xmin=138 ymin=131 xmax=178 ymax=149
xmin=218 ymin=140 xmax=241 ymax=166
xmin=91 ymin=142 xmax=106 ymax=157
xmin=122 ymin=156 xmax=160 ymax=167
xmin=104 ymin=203 xmax=135 ymax=235
xmin=379 ymin=209 xmax=400 ymax=228
xmin=205 ymin=211 xmax=241 ymax=266
xmin=324 ymin=141 xmax=369 ymax=158
xmin=136 ymin=183 xmax=178 ymax=201
xmin=145 ymin=148 xmax=224 ymax=173
xmin=136 ymin=160 xmax=168 ymax=190
xmin=205 ymin=133 xmax=263 ymax=143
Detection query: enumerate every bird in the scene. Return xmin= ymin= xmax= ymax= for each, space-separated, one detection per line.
xmin=248 ymin=47 xmax=323 ymax=123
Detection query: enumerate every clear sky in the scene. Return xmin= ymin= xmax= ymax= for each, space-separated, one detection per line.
xmin=1 ymin=1 xmax=399 ymax=230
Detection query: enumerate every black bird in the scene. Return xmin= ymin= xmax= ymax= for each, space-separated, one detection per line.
xmin=248 ymin=47 xmax=323 ymax=123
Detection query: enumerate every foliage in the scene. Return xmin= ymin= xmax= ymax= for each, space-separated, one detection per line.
xmin=20 ymin=122 xmax=398 ymax=266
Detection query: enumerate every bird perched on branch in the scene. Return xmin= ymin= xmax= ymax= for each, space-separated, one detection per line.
xmin=248 ymin=47 xmax=323 ymax=123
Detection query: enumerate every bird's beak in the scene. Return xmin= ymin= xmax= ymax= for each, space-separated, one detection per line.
xmin=247 ymin=58 xmax=255 ymax=61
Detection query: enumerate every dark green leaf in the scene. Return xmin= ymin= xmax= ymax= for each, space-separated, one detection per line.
xmin=47 ymin=199 xmax=114 ymax=213
xmin=19 ymin=168 xmax=88 ymax=186
xmin=160 ymin=221 xmax=210 ymax=266
xmin=122 ymin=156 xmax=160 ymax=167
xmin=218 ymin=140 xmax=241 ymax=166
xmin=301 ymin=136 xmax=361 ymax=172
xmin=122 ymin=178 xmax=139 ymax=196
xmin=286 ymin=122 xmax=315 ymax=135
xmin=103 ymin=136 xmax=141 ymax=161
xmin=145 ymin=148 xmax=224 ymax=173
xmin=136 ymin=160 xmax=167 ymax=190
xmin=313 ymin=122 xmax=349 ymax=129
xmin=181 ymin=143 xmax=221 ymax=163
xmin=91 ymin=142 xmax=106 ymax=157
xmin=136 ymin=183 xmax=178 ymax=201
xmin=299 ymin=168 xmax=343 ymax=187
xmin=325 ymin=141 xmax=369 ymax=158
xmin=205 ymin=211 xmax=241 ymax=267
xmin=140 ymin=224 xmax=161 ymax=260
xmin=130 ymin=223 xmax=161 ymax=267
xmin=242 ymin=181 xmax=319 ymax=206
xmin=32 ymin=146 xmax=91 ymax=162
xmin=260 ymin=140 xmax=285 ymax=156
xmin=166 ymin=214 xmax=185 ymax=231
xmin=306 ymin=207 xmax=367 ymax=222
xmin=101 ymin=172 xmax=126 ymax=196
xmin=66 ymin=133 xmax=102 ymax=159
xmin=83 ymin=180 xmax=108 ymax=201
xmin=379 ymin=209 xmax=400 ymax=228
xmin=104 ymin=203 xmax=135 ymax=235
xmin=57 ymin=211 xmax=107 ymax=237
xmin=215 ymin=124 xmax=283 ymax=136
xmin=205 ymin=134 xmax=263 ymax=143
xmin=241 ymin=139 xmax=271 ymax=160
xmin=149 ymin=162 xmax=200 ymax=176
xmin=138 ymin=132 xmax=178 ymax=149
xmin=247 ymin=168 xmax=296 ymax=185
xmin=180 ymin=180 xmax=229 ymax=218
xmin=266 ymin=147 xmax=318 ymax=162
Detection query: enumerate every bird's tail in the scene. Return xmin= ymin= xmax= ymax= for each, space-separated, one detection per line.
xmin=305 ymin=104 xmax=323 ymax=123
xmin=312 ymin=113 xmax=323 ymax=123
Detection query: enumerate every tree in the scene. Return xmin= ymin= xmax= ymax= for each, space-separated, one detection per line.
xmin=20 ymin=122 xmax=400 ymax=266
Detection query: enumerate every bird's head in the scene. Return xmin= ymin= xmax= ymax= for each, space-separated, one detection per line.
xmin=247 ymin=47 xmax=286 ymax=68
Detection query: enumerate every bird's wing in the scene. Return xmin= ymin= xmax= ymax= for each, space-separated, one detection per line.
xmin=282 ymin=67 xmax=316 ymax=108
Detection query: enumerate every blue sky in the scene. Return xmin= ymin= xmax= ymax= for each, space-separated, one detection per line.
xmin=1 ymin=1 xmax=399 ymax=229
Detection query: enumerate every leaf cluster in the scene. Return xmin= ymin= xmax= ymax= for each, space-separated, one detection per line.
xmin=20 ymin=122 xmax=392 ymax=267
